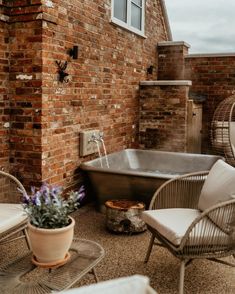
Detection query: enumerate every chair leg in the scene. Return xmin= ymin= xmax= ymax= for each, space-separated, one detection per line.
xmin=23 ymin=228 xmax=31 ymax=250
xmin=179 ymin=260 xmax=186 ymax=294
xmin=144 ymin=233 xmax=155 ymax=263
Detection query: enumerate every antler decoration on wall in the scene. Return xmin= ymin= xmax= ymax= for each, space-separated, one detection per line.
xmin=56 ymin=60 xmax=69 ymax=83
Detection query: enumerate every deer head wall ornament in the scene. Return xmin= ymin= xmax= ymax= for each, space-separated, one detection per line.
xmin=56 ymin=60 xmax=69 ymax=83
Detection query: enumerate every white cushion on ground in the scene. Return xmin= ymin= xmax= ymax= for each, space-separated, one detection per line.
xmin=141 ymin=208 xmax=229 ymax=246
xmin=0 ymin=204 xmax=27 ymax=234
xmin=58 ymin=275 xmax=156 ymax=294
xmin=198 ymin=159 xmax=235 ymax=211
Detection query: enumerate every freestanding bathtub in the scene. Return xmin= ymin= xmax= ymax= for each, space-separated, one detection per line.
xmin=80 ymin=149 xmax=222 ymax=212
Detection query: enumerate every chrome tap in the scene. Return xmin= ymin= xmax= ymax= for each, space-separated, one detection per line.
xmin=88 ymin=133 xmax=99 ymax=143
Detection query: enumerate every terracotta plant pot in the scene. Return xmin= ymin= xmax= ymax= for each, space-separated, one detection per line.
xmin=28 ymin=216 xmax=75 ymax=265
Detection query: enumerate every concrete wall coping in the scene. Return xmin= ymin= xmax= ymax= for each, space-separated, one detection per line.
xmin=158 ymin=41 xmax=191 ymax=48
xmin=140 ymin=80 xmax=192 ymax=86
xmin=186 ymin=52 xmax=235 ymax=58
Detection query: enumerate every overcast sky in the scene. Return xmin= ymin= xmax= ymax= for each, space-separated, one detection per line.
xmin=164 ymin=0 xmax=235 ymax=54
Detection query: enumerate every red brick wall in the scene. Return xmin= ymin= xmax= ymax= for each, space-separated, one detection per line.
xmin=5 ymin=1 xmax=43 ymax=186
xmin=158 ymin=41 xmax=190 ymax=80
xmin=156 ymin=41 xmax=235 ymax=155
xmin=139 ymin=83 xmax=190 ymax=152
xmin=1 ymin=0 xmax=169 ymax=189
xmin=39 ymin=0 xmax=169 ymax=188
xmin=0 ymin=3 xmax=10 ymax=170
xmin=185 ymin=54 xmax=235 ymax=153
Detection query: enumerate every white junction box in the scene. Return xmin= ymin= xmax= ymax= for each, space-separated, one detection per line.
xmin=80 ymin=130 xmax=101 ymax=156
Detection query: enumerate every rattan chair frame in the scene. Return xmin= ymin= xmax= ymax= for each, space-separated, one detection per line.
xmin=211 ymin=95 xmax=235 ymax=166
xmin=145 ymin=171 xmax=235 ymax=294
xmin=0 ymin=170 xmax=30 ymax=248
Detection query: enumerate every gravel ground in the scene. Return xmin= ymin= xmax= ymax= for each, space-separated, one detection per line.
xmin=1 ymin=203 xmax=234 ymax=294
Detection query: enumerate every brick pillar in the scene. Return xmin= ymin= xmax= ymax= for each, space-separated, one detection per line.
xmin=6 ymin=0 xmax=43 ymax=187
xmin=157 ymin=41 xmax=190 ymax=80
xmin=139 ymin=80 xmax=192 ymax=152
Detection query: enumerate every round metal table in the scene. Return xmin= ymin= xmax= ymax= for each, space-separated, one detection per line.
xmin=0 ymin=238 xmax=105 ymax=293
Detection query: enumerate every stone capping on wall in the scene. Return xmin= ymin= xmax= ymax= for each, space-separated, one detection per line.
xmin=140 ymin=80 xmax=192 ymax=86
xmin=157 ymin=41 xmax=191 ymax=48
xmin=186 ymin=52 xmax=235 ymax=58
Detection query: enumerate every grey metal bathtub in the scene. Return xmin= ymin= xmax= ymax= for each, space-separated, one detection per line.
xmin=80 ymin=149 xmax=222 ymax=211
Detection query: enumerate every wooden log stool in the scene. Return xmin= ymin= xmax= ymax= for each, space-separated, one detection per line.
xmin=105 ymin=200 xmax=146 ymax=234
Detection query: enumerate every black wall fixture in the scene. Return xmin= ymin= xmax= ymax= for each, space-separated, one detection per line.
xmin=56 ymin=60 xmax=69 ymax=83
xmin=147 ymin=65 xmax=154 ymax=75
xmin=68 ymin=45 xmax=79 ymax=59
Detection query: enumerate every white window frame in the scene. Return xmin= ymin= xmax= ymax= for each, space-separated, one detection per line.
xmin=111 ymin=0 xmax=146 ymax=37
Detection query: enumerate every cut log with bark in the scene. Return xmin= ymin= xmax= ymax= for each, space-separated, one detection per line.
xmin=105 ymin=200 xmax=146 ymax=233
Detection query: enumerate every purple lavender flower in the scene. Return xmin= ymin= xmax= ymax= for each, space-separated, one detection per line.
xmin=32 ymin=191 xmax=41 ymax=206
xmin=77 ymin=185 xmax=85 ymax=202
xmin=20 ymin=182 xmax=85 ymax=229
xmin=51 ymin=186 xmax=62 ymax=198
xmin=19 ymin=189 xmax=30 ymax=204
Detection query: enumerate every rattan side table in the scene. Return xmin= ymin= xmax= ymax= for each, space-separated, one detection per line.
xmin=0 ymin=238 xmax=105 ymax=293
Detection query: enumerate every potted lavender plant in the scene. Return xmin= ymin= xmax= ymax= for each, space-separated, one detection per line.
xmin=20 ymin=183 xmax=85 ymax=267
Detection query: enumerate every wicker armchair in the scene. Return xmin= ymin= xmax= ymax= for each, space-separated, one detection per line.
xmin=0 ymin=170 xmax=30 ymax=248
xmin=142 ymin=161 xmax=235 ymax=294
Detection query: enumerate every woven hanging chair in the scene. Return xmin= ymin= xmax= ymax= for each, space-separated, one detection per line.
xmin=211 ymin=95 xmax=235 ymax=166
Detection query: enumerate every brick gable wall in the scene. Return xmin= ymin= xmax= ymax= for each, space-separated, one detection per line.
xmin=39 ymin=0 xmax=168 ymax=188
xmin=1 ymin=0 xmax=169 ymax=189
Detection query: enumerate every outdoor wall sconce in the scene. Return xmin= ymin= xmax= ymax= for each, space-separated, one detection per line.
xmin=56 ymin=60 xmax=69 ymax=83
xmin=147 ymin=65 xmax=154 ymax=75
xmin=68 ymin=45 xmax=79 ymax=59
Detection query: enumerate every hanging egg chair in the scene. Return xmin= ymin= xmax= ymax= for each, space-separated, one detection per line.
xmin=211 ymin=95 xmax=235 ymax=166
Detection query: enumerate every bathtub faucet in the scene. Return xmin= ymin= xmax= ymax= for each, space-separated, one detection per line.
xmin=88 ymin=132 xmax=109 ymax=168
xmin=88 ymin=133 xmax=99 ymax=144
xmin=98 ymin=132 xmax=104 ymax=143
xmin=88 ymin=133 xmax=103 ymax=144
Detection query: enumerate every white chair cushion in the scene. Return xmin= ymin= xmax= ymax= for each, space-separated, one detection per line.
xmin=198 ymin=159 xmax=235 ymax=230
xmin=198 ymin=159 xmax=235 ymax=210
xmin=58 ymin=275 xmax=156 ymax=294
xmin=0 ymin=204 xmax=27 ymax=234
xmin=141 ymin=208 xmax=229 ymax=246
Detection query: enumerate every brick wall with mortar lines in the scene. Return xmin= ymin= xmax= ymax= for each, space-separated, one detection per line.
xmin=158 ymin=42 xmax=189 ymax=80
xmin=157 ymin=43 xmax=235 ymax=154
xmin=139 ymin=85 xmax=189 ymax=152
xmin=0 ymin=3 xmax=10 ymax=171
xmin=185 ymin=55 xmax=235 ymax=154
xmin=1 ymin=0 xmax=169 ymax=189
xmin=40 ymin=0 xmax=168 ymax=188
xmin=5 ymin=0 xmax=43 ymax=187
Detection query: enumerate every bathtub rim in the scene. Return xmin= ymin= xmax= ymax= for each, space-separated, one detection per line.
xmin=79 ymin=149 xmax=223 ymax=180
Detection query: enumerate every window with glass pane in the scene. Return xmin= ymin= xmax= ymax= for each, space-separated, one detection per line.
xmin=132 ymin=0 xmax=142 ymax=6
xmin=114 ymin=0 xmax=127 ymax=22
xmin=131 ymin=3 xmax=141 ymax=30
xmin=112 ymin=0 xmax=145 ymax=35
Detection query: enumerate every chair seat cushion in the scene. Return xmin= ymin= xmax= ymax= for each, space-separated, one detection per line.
xmin=141 ymin=208 xmax=229 ymax=246
xmin=0 ymin=204 xmax=27 ymax=234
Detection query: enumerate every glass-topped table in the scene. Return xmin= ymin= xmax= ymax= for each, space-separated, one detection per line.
xmin=0 ymin=238 xmax=105 ymax=293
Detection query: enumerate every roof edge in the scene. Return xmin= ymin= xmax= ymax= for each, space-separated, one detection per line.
xmin=159 ymin=0 xmax=172 ymax=41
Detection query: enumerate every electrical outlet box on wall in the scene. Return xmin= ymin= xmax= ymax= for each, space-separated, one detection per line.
xmin=80 ymin=130 xmax=100 ymax=156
